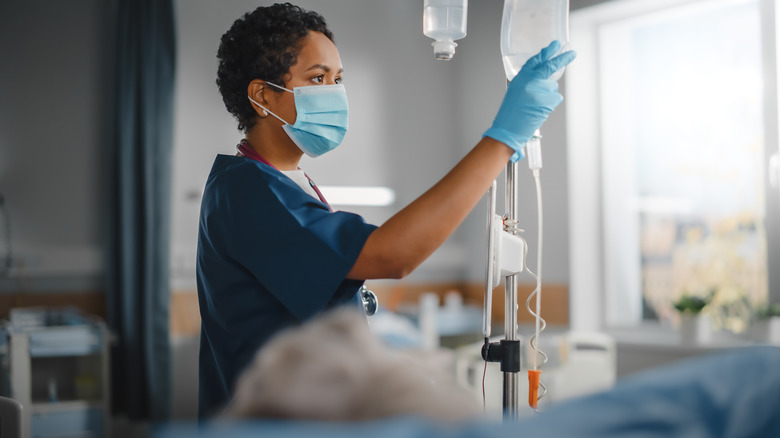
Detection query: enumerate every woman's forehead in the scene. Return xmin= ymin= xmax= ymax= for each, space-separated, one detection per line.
xmin=292 ymin=31 xmax=342 ymax=72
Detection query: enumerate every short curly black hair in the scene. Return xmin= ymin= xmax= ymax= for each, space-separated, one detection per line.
xmin=216 ymin=3 xmax=334 ymax=132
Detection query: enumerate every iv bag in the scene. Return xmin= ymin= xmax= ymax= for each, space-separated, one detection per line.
xmin=423 ymin=0 xmax=468 ymax=60
xmin=500 ymin=0 xmax=569 ymax=81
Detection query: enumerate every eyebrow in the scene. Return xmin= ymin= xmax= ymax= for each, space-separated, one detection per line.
xmin=305 ymin=64 xmax=344 ymax=74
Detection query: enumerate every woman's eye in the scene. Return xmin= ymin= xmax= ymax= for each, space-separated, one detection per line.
xmin=335 ymin=77 xmax=343 ymax=84
xmin=312 ymin=75 xmax=324 ymax=84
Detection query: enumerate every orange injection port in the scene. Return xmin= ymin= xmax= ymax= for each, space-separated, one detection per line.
xmin=528 ymin=369 xmax=542 ymax=409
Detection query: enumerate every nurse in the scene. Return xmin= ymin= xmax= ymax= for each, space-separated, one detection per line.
xmin=197 ymin=2 xmax=575 ymax=418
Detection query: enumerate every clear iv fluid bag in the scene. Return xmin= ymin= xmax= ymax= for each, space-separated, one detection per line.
xmin=500 ymin=0 xmax=569 ymax=81
xmin=423 ymin=0 xmax=468 ymax=60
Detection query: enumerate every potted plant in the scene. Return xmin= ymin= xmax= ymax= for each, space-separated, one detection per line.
xmin=673 ymin=290 xmax=714 ymax=345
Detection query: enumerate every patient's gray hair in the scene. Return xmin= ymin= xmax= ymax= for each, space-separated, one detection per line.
xmin=223 ymin=309 xmax=481 ymax=422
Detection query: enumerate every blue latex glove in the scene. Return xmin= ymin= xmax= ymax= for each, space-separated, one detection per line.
xmin=483 ymin=40 xmax=577 ymax=162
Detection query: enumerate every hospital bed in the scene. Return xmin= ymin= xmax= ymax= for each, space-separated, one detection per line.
xmin=154 ymin=346 xmax=780 ymax=438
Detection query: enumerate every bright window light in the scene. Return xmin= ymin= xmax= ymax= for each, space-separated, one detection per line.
xmin=318 ymin=186 xmax=396 ymax=207
xmin=595 ymin=0 xmax=769 ymax=330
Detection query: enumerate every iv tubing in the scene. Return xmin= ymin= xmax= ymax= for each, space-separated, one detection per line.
xmin=532 ymin=169 xmax=543 ymax=370
xmin=524 ymin=132 xmax=547 ymax=410
xmin=525 ymin=133 xmax=546 ymax=371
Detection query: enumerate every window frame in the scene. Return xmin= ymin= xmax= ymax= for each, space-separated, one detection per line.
xmin=566 ymin=0 xmax=780 ymax=331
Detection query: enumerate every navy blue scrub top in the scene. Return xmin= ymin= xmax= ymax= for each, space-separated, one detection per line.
xmin=196 ymin=154 xmax=378 ymax=418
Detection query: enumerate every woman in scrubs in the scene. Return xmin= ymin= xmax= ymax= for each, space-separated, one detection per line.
xmin=197 ymin=2 xmax=575 ymax=418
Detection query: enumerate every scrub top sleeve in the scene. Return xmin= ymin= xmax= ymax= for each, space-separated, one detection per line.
xmin=226 ymin=169 xmax=377 ymax=322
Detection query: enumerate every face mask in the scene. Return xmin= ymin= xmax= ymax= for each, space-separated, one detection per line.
xmin=248 ymin=82 xmax=348 ymax=158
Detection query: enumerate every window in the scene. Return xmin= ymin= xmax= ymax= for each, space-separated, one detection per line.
xmin=568 ymin=0 xmax=780 ymax=332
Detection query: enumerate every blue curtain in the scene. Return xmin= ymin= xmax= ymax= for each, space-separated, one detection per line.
xmin=107 ymin=0 xmax=176 ymax=421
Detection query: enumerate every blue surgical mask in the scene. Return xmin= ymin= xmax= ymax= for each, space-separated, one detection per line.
xmin=248 ymin=82 xmax=348 ymax=158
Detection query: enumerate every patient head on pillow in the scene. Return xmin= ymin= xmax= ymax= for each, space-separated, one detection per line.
xmin=223 ymin=309 xmax=481 ymax=422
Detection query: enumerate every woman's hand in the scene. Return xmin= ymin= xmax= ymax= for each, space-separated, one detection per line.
xmin=483 ymin=40 xmax=576 ymax=162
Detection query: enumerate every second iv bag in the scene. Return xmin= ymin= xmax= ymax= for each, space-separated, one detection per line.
xmin=501 ymin=0 xmax=569 ymax=81
xmin=423 ymin=0 xmax=468 ymax=60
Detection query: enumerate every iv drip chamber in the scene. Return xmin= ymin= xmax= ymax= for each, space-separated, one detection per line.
xmin=500 ymin=0 xmax=569 ymax=81
xmin=423 ymin=0 xmax=468 ymax=60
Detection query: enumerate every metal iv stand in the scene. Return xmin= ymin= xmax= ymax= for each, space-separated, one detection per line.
xmin=503 ymin=159 xmax=522 ymax=418
xmin=481 ymin=159 xmax=524 ymax=419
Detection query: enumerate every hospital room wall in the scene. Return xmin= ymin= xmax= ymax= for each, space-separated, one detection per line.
xmin=0 ymin=0 xmax=112 ymax=297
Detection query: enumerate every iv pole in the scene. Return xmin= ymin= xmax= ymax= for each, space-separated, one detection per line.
xmin=503 ymin=159 xmax=521 ymax=418
xmin=483 ymin=128 xmax=545 ymax=418
xmin=484 ymin=0 xmax=569 ymax=416
xmin=481 ymin=155 xmax=525 ymax=420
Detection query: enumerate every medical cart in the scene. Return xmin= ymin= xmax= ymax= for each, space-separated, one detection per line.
xmin=0 ymin=307 xmax=110 ymax=438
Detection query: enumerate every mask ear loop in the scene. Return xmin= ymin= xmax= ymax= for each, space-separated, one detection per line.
xmin=265 ymin=81 xmax=293 ymax=93
xmin=247 ymin=95 xmax=289 ymax=125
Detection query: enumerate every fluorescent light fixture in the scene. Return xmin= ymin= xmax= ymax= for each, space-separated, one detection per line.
xmin=318 ymin=186 xmax=395 ymax=207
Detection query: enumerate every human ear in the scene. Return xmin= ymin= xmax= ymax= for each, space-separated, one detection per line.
xmin=247 ymin=79 xmax=269 ymax=116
